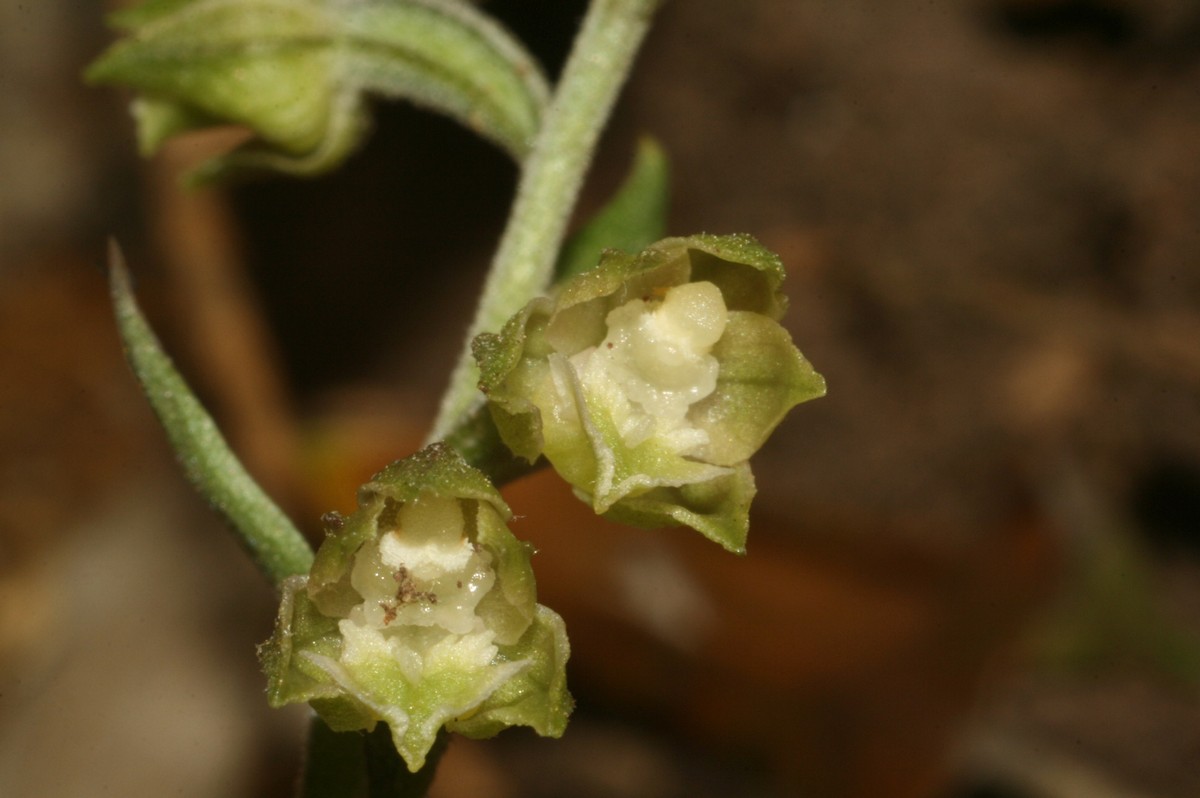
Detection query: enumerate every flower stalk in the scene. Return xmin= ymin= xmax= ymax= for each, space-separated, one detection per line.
xmin=429 ymin=0 xmax=667 ymax=443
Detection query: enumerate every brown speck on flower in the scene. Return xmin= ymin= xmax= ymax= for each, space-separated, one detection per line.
xmin=392 ymin=566 xmax=438 ymax=605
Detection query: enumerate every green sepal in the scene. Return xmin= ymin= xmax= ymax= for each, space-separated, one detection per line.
xmin=601 ymin=463 xmax=756 ymax=554
xmin=260 ymin=576 xmax=350 ymax=707
xmin=556 ymin=136 xmax=670 ymax=281
xmin=450 ymin=605 xmax=572 ymax=740
xmin=86 ymin=0 xmax=549 ymax=181
xmin=107 ymin=241 xmax=313 ymax=585
xmin=473 ymin=300 xmax=553 ymax=465
xmin=695 ymin=311 xmax=827 ymax=466
xmin=475 ymin=233 xmax=824 ymax=552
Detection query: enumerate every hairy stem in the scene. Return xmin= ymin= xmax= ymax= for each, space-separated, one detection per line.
xmin=428 ymin=0 xmax=665 ymax=443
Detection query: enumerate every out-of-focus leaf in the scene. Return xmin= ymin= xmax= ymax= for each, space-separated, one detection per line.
xmin=556 ymin=137 xmax=670 ymax=280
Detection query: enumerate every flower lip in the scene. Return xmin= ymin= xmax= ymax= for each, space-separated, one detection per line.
xmin=347 ymin=496 xmax=497 ymax=637
xmin=567 ymin=281 xmax=728 ymax=453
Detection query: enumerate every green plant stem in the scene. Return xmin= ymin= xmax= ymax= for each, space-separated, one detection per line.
xmin=428 ymin=0 xmax=665 ymax=443
xmin=297 ymin=718 xmax=448 ymax=798
xmin=365 ymin=726 xmax=448 ymax=798
xmin=444 ymin=406 xmax=544 ymax=486
xmin=298 ymin=716 xmax=367 ymax=798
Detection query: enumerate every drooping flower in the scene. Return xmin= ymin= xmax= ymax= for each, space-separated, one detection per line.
xmin=260 ymin=444 xmax=571 ymax=771
xmin=474 ymin=233 xmax=826 ymax=553
xmin=85 ymin=0 xmax=549 ymax=181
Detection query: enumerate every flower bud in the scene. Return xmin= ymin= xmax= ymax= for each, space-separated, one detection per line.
xmin=86 ymin=0 xmax=549 ymax=180
xmin=260 ymin=444 xmax=570 ymax=771
xmin=474 ymin=234 xmax=826 ymax=553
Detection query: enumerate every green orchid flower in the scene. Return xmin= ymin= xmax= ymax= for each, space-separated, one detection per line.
xmin=260 ymin=444 xmax=571 ymax=772
xmin=85 ymin=0 xmax=550 ymax=181
xmin=473 ymin=233 xmax=826 ymax=553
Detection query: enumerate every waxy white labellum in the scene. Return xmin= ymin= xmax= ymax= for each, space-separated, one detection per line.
xmin=569 ymin=281 xmax=727 ymax=453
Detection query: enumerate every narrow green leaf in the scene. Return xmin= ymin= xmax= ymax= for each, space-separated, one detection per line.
xmin=556 ymin=136 xmax=670 ymax=280
xmin=86 ymin=0 xmax=550 ymax=180
xmin=107 ymin=240 xmax=313 ymax=584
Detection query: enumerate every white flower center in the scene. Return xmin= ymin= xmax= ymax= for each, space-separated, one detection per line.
xmin=569 ymin=281 xmax=727 ymax=452
xmin=344 ymin=497 xmax=498 ymax=679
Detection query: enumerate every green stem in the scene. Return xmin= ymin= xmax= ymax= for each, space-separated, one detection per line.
xmin=297 ymin=719 xmax=447 ymax=798
xmin=297 ymin=716 xmax=367 ymax=798
xmin=428 ymin=0 xmax=666 ymax=443
xmin=364 ymin=726 xmax=448 ymax=798
xmin=444 ymin=406 xmax=544 ymax=486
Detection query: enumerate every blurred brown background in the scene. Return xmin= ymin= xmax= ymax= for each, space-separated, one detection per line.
xmin=3 ymin=0 xmax=1200 ymax=796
